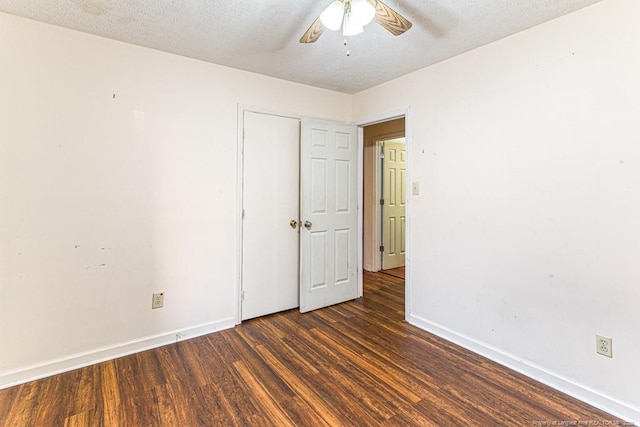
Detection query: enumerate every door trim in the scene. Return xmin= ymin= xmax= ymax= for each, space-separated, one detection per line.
xmin=356 ymin=108 xmax=411 ymax=321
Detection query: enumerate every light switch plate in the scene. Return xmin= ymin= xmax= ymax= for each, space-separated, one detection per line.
xmin=412 ymin=181 xmax=420 ymax=195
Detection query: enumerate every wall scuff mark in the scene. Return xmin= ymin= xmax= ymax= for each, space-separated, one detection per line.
xmin=68 ymin=0 xmax=112 ymax=16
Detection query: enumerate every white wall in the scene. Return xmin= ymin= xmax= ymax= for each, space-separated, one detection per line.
xmin=0 ymin=12 xmax=351 ymax=387
xmin=353 ymin=0 xmax=640 ymax=421
xmin=3 ymin=1 xmax=639 ymax=420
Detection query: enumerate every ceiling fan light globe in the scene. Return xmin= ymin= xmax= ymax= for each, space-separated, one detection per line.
xmin=351 ymin=0 xmax=376 ymax=26
xmin=320 ymin=1 xmax=345 ymax=31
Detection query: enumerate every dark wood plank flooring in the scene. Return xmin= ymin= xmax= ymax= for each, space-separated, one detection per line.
xmin=380 ymin=266 xmax=405 ymax=280
xmin=0 ymin=271 xmax=622 ymax=426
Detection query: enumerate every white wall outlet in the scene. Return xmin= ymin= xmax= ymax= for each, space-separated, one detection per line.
xmin=152 ymin=292 xmax=164 ymax=309
xmin=596 ymin=334 xmax=612 ymax=358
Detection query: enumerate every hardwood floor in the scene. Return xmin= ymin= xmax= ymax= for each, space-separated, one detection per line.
xmin=0 ymin=271 xmax=621 ymax=426
xmin=380 ymin=266 xmax=405 ymax=280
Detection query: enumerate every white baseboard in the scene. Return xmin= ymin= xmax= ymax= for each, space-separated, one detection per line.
xmin=0 ymin=317 xmax=236 ymax=390
xmin=407 ymin=313 xmax=640 ymax=425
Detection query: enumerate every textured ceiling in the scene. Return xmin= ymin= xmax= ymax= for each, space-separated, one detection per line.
xmin=0 ymin=0 xmax=603 ymax=94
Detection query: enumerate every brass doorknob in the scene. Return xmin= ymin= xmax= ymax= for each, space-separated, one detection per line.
xmin=289 ymin=219 xmax=298 ymax=229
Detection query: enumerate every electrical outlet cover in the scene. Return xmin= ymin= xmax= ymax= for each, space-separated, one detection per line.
xmin=596 ymin=334 xmax=612 ymax=358
xmin=152 ymin=292 xmax=164 ymax=309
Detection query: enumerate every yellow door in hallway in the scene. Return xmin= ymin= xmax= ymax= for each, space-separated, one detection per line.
xmin=381 ymin=139 xmax=406 ymax=270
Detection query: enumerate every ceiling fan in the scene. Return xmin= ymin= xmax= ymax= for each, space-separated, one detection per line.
xmin=300 ymin=0 xmax=412 ymax=44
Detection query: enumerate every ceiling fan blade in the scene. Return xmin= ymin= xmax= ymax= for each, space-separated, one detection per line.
xmin=300 ymin=17 xmax=325 ymax=43
xmin=368 ymin=0 xmax=412 ymax=36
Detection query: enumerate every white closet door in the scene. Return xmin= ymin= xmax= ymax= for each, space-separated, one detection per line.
xmin=242 ymin=111 xmax=300 ymax=320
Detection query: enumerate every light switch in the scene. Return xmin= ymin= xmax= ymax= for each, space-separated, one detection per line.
xmin=412 ymin=181 xmax=420 ymax=195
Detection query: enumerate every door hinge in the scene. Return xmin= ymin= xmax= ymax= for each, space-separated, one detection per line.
xmin=241 ymin=290 xmax=245 ymax=301
xmin=380 ymin=199 xmax=384 ymax=205
xmin=380 ymin=245 xmax=384 ymax=252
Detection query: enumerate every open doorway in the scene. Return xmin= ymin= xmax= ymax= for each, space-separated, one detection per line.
xmin=362 ymin=117 xmax=406 ymax=274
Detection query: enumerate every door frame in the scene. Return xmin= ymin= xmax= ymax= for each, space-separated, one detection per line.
xmin=356 ymin=108 xmax=411 ymax=320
